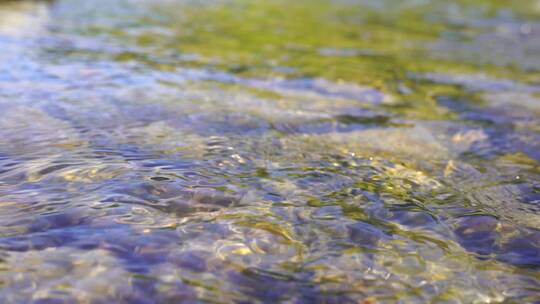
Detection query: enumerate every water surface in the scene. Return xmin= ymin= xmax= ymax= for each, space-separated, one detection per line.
xmin=0 ymin=0 xmax=540 ymax=302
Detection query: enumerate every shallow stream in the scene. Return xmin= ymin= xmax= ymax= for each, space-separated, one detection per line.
xmin=0 ymin=0 xmax=539 ymax=302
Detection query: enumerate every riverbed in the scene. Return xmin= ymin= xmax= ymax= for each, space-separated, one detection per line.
xmin=0 ymin=0 xmax=539 ymax=302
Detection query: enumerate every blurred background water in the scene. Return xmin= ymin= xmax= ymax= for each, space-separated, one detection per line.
xmin=0 ymin=0 xmax=539 ymax=302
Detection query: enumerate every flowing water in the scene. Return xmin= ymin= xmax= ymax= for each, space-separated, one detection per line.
xmin=0 ymin=0 xmax=540 ymax=302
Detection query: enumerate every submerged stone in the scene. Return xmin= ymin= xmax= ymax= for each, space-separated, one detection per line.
xmin=453 ymin=216 xmax=499 ymax=256
xmin=347 ymin=222 xmax=387 ymax=249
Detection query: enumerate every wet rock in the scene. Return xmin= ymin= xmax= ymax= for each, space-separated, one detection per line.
xmin=499 ymin=231 xmax=540 ymax=267
xmin=114 ymin=182 xmax=184 ymax=203
xmin=227 ymin=268 xmax=297 ymax=302
xmin=348 ymin=222 xmax=386 ymax=249
xmin=191 ymin=188 xmax=239 ymax=207
xmin=0 ymin=209 xmax=90 ymax=239
xmin=390 ymin=210 xmax=437 ymax=227
xmin=454 ymin=216 xmax=499 ymax=256
xmin=26 ymin=211 xmax=89 ymax=233
xmin=168 ymin=250 xmax=208 ymax=272
xmin=152 ymin=187 xmax=242 ymax=216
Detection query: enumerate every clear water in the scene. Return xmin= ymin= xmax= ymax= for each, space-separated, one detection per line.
xmin=0 ymin=0 xmax=539 ymax=302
